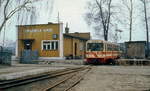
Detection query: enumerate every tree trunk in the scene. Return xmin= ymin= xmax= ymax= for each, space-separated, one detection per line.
xmin=143 ymin=0 xmax=149 ymax=58
xmin=129 ymin=0 xmax=133 ymax=41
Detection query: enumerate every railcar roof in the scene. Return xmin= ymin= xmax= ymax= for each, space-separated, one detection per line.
xmin=87 ymin=40 xmax=119 ymax=46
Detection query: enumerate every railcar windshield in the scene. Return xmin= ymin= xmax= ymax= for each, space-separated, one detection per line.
xmin=87 ymin=43 xmax=103 ymax=51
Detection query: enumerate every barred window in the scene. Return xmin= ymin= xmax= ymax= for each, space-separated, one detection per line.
xmin=42 ymin=41 xmax=59 ymax=50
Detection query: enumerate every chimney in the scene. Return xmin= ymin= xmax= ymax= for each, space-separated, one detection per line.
xmin=65 ymin=22 xmax=69 ymax=33
xmin=48 ymin=22 xmax=53 ymax=24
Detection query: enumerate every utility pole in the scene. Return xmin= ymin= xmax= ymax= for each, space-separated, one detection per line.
xmin=115 ymin=29 xmax=122 ymax=43
xmin=2 ymin=24 xmax=6 ymax=47
xmin=58 ymin=12 xmax=60 ymax=23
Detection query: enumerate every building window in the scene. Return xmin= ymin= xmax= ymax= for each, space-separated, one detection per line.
xmin=43 ymin=44 xmax=47 ymax=50
xmin=42 ymin=41 xmax=59 ymax=50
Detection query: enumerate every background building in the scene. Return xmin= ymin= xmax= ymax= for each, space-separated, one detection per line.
xmin=63 ymin=24 xmax=90 ymax=59
xmin=125 ymin=41 xmax=147 ymax=59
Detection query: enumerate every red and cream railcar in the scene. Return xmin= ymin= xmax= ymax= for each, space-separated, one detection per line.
xmin=84 ymin=40 xmax=121 ymax=64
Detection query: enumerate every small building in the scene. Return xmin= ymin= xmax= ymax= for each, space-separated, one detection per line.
xmin=16 ymin=23 xmax=64 ymax=60
xmin=63 ymin=24 xmax=90 ymax=59
xmin=63 ymin=33 xmax=90 ymax=59
xmin=16 ymin=22 xmax=90 ymax=61
xmin=125 ymin=41 xmax=147 ymax=59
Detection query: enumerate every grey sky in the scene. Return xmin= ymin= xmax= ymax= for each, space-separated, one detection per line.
xmin=0 ymin=0 xmax=149 ymax=46
xmin=49 ymin=0 xmax=147 ymax=42
xmin=50 ymin=0 xmax=91 ymax=33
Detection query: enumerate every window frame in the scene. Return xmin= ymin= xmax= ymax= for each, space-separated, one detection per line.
xmin=87 ymin=43 xmax=103 ymax=51
xmin=41 ymin=40 xmax=59 ymax=51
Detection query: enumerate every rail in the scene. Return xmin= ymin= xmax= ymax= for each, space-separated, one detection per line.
xmin=117 ymin=59 xmax=150 ymax=66
xmin=0 ymin=66 xmax=91 ymax=90
xmin=44 ymin=66 xmax=91 ymax=91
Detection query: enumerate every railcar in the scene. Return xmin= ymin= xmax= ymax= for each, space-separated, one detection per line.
xmin=84 ymin=40 xmax=121 ymax=65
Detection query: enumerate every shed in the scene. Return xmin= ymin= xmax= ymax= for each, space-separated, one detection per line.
xmin=125 ymin=41 xmax=146 ymax=59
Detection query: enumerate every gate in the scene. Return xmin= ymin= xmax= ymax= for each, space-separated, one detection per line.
xmin=20 ymin=50 xmax=38 ymax=64
xmin=0 ymin=46 xmax=12 ymax=65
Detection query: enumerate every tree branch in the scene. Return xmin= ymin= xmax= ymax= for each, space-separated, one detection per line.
xmin=0 ymin=0 xmax=31 ymax=33
xmin=96 ymin=0 xmax=106 ymax=31
xmin=4 ymin=0 xmax=10 ymax=20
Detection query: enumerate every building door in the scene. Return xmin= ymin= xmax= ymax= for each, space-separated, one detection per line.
xmin=23 ymin=40 xmax=33 ymax=50
xmin=21 ymin=39 xmax=38 ymax=63
xmin=74 ymin=43 xmax=77 ymax=56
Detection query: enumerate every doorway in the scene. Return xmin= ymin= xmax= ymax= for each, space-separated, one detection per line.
xmin=23 ymin=39 xmax=34 ymax=50
xmin=74 ymin=43 xmax=77 ymax=56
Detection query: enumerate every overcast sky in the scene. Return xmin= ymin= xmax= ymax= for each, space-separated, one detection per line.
xmin=50 ymin=0 xmax=147 ymax=42
xmin=0 ymin=0 xmax=148 ymax=46
xmin=50 ymin=0 xmax=91 ymax=33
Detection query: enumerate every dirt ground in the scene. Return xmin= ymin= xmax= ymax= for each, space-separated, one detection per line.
xmin=73 ymin=66 xmax=150 ymax=91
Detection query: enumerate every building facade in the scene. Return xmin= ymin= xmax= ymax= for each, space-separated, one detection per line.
xmin=63 ymin=24 xmax=90 ymax=59
xmin=16 ymin=22 xmax=90 ymax=60
xmin=16 ymin=23 xmax=64 ymax=60
xmin=63 ymin=33 xmax=90 ymax=59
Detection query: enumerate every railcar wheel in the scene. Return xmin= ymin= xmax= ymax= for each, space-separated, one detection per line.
xmin=108 ymin=59 xmax=116 ymax=65
xmin=83 ymin=61 xmax=88 ymax=65
xmin=111 ymin=60 xmax=116 ymax=65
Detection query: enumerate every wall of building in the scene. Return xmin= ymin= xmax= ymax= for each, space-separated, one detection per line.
xmin=17 ymin=23 xmax=63 ymax=59
xmin=63 ymin=38 xmax=73 ymax=57
xmin=17 ymin=23 xmax=90 ymax=60
xmin=63 ymin=37 xmax=86 ymax=59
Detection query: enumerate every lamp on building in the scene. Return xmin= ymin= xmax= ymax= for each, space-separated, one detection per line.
xmin=53 ymin=34 xmax=58 ymax=39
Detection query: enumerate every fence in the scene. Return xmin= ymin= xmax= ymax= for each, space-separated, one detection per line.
xmin=0 ymin=46 xmax=12 ymax=65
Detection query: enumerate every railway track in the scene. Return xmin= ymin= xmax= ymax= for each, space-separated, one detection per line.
xmin=117 ymin=59 xmax=150 ymax=66
xmin=0 ymin=66 xmax=91 ymax=91
xmin=44 ymin=67 xmax=91 ymax=91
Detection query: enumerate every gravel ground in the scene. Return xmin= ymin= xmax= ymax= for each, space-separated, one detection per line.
xmin=38 ymin=59 xmax=84 ymax=65
xmin=73 ymin=66 xmax=150 ymax=91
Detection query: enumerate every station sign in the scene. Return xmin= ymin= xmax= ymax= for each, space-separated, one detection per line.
xmin=25 ymin=29 xmax=53 ymax=33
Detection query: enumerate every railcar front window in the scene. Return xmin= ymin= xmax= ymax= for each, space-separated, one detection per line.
xmin=87 ymin=43 xmax=103 ymax=51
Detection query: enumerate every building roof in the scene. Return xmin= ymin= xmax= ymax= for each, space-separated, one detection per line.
xmin=16 ymin=22 xmax=61 ymax=27
xmin=63 ymin=32 xmax=90 ymax=41
xmin=125 ymin=41 xmax=146 ymax=44
xmin=67 ymin=32 xmax=90 ymax=39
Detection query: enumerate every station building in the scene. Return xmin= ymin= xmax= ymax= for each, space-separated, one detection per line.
xmin=16 ymin=22 xmax=90 ymax=60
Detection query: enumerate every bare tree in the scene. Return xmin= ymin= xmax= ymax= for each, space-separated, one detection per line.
xmin=122 ymin=0 xmax=134 ymax=41
xmin=0 ymin=0 xmax=54 ymax=47
xmin=140 ymin=0 xmax=149 ymax=58
xmin=0 ymin=0 xmax=32 ymax=34
xmin=85 ymin=0 xmax=113 ymax=41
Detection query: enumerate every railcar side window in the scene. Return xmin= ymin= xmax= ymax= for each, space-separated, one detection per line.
xmin=87 ymin=43 xmax=103 ymax=51
xmin=107 ymin=44 xmax=112 ymax=51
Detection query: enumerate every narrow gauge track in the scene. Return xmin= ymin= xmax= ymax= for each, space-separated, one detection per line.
xmin=0 ymin=66 xmax=91 ymax=90
xmin=44 ymin=67 xmax=91 ymax=91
